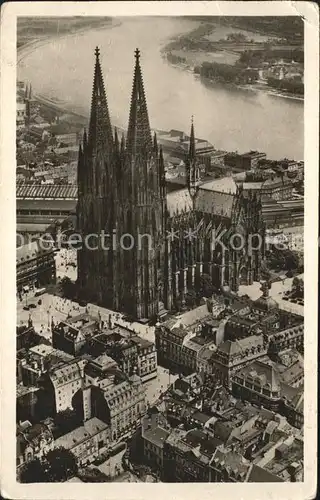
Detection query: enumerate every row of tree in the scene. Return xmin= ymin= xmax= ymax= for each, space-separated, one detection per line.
xmin=266 ymin=248 xmax=303 ymax=273
xmin=267 ymin=77 xmax=304 ymax=96
xmin=20 ymin=447 xmax=77 ymax=483
xmin=166 ymin=52 xmax=187 ymax=65
xmin=194 ymin=62 xmax=259 ymax=85
xmin=222 ymin=17 xmax=304 ymax=42
xmin=238 ymin=48 xmax=304 ymax=67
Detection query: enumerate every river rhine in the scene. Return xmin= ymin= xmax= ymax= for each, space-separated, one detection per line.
xmin=18 ymin=17 xmax=303 ymax=160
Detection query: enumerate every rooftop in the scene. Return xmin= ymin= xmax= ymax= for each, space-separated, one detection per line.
xmin=263 ymin=438 xmax=303 ymax=480
xmin=29 ymin=344 xmax=55 ymax=357
xmin=130 ymin=335 xmax=153 ymax=349
xmin=49 ymin=358 xmax=87 ymax=386
xmin=211 ymin=447 xmax=250 ymax=478
xmin=143 ymin=426 xmax=170 ymax=449
xmin=247 ymin=464 xmax=284 ymax=482
xmin=196 ymin=189 xmax=234 ymax=218
xmin=217 ymin=335 xmax=265 ymax=357
xmin=200 ymin=176 xmax=237 ymax=195
xmin=166 ymin=188 xmax=192 ymax=216
xmin=16 ymin=183 xmax=78 ymax=200
xmin=235 ymin=360 xmax=281 ymax=392
xmin=164 ymin=304 xmax=211 ymax=331
xmin=54 ymin=418 xmax=108 ymax=450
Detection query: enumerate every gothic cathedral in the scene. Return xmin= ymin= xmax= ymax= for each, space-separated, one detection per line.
xmin=77 ymin=48 xmax=265 ymax=320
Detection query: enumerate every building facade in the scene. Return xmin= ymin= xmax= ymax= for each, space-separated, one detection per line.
xmin=16 ymin=239 xmax=56 ymax=292
xmin=77 ymin=47 xmax=265 ymax=320
xmin=16 ymin=421 xmax=54 ymax=470
xmin=53 ymin=417 xmax=111 ymax=467
xmin=16 ymin=184 xmax=77 ymax=238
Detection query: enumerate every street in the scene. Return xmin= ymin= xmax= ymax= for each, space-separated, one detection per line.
xmin=144 ymin=367 xmax=178 ymax=405
xmin=96 ymin=449 xmax=141 ymax=482
xmin=17 ymin=287 xmax=156 ymax=344
xmin=55 ymin=248 xmax=77 ymax=281
xmin=17 ymin=290 xmax=88 ymax=341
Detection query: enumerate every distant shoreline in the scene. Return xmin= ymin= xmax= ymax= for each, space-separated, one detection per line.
xmin=163 ymin=54 xmax=304 ymax=103
xmin=161 ymin=20 xmax=304 ymax=103
xmin=17 ymin=20 xmax=123 ymax=124
xmin=17 ymin=19 xmax=121 ymax=64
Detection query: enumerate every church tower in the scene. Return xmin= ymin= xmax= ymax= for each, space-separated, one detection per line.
xmin=77 ymin=47 xmax=165 ymax=319
xmin=186 ymin=117 xmax=200 ymax=201
xmin=77 ymin=47 xmax=117 ymax=306
xmin=116 ymin=48 xmax=164 ymax=319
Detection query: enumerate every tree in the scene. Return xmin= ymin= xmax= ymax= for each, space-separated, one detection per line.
xmin=45 ymin=447 xmax=78 ymax=482
xmin=226 ymin=32 xmax=248 ymax=43
xmin=291 ymin=277 xmax=304 ymax=298
xmin=284 ymin=249 xmax=300 ymax=271
xmin=292 ymin=277 xmax=300 ymax=289
xmin=60 ymin=276 xmax=75 ymax=299
xmin=20 ymin=458 xmax=47 ymax=483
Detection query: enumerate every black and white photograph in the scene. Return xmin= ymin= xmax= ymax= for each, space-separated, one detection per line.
xmin=0 ymin=2 xmax=318 ymax=498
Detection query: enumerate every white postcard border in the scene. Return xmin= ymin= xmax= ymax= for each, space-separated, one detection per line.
xmin=1 ymin=2 xmax=318 ymax=499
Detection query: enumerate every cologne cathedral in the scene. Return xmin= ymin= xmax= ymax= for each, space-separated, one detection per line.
xmin=77 ymin=47 xmax=265 ymax=320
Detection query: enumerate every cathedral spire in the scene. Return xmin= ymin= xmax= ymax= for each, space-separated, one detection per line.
xmin=159 ymin=145 xmax=166 ymax=198
xmin=187 ymin=116 xmax=200 ymax=199
xmin=126 ymin=48 xmax=152 ymax=153
xmin=153 ymin=132 xmax=158 ymax=155
xmin=189 ymin=115 xmax=196 ymax=160
xmin=88 ymin=46 xmax=113 ymax=151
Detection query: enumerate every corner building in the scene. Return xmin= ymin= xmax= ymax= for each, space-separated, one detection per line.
xmin=77 ymin=48 xmax=265 ymax=320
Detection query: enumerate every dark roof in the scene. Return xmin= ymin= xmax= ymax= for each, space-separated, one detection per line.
xmin=213 ymin=421 xmax=234 ymax=443
xmin=16 ymin=184 xmax=78 ymax=199
xmin=191 ymin=411 xmax=211 ymax=424
xmin=247 ymin=464 xmax=284 ymax=482
xmin=183 ymin=429 xmax=222 ymax=456
xmin=217 ymin=335 xmax=264 ymax=356
xmin=253 ymin=295 xmax=279 ymax=312
xmin=130 ymin=335 xmax=153 ymax=349
xmin=143 ymin=426 xmax=170 ymax=449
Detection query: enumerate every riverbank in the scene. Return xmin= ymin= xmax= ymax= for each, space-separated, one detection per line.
xmin=17 ymin=18 xmax=120 ymax=63
xmin=161 ymin=19 xmax=304 ymax=102
xmin=17 ymin=16 xmax=303 ymax=160
xmin=17 ymin=19 xmax=125 ymax=126
xmin=162 ymin=52 xmax=304 ymax=102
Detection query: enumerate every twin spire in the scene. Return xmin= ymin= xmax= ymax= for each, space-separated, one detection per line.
xmin=86 ymin=46 xmax=196 ymax=169
xmin=87 ymin=47 xmax=153 ymax=155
